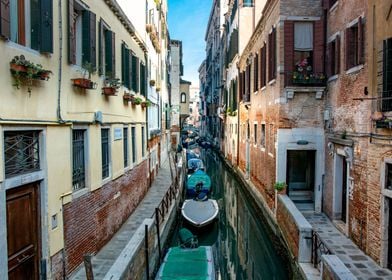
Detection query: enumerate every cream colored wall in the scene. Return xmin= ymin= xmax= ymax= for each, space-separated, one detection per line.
xmin=180 ymin=83 xmax=191 ymax=115
xmin=46 ymin=126 xmax=72 ymax=255
xmin=0 ymin=0 xmax=150 ymax=259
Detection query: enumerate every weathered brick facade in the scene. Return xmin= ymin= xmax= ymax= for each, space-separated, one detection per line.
xmin=62 ymin=160 xmax=149 ymax=275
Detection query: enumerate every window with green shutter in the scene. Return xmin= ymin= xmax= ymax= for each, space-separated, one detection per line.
xmin=4 ymin=0 xmax=53 ymax=52
xmin=131 ymin=54 xmax=140 ymax=92
xmin=122 ymin=43 xmax=131 ymax=89
xmin=68 ymin=1 xmax=96 ymax=66
xmin=140 ymin=63 xmax=146 ymax=96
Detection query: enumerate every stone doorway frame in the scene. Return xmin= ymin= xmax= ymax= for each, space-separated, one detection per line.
xmin=380 ymin=158 xmax=392 ymax=268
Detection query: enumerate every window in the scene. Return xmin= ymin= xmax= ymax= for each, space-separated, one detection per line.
xmin=141 ymin=126 xmax=145 ymax=158
xmin=4 ymin=131 xmax=40 ymax=178
xmin=99 ymin=19 xmax=115 ymax=77
xmin=181 ymin=92 xmax=187 ymax=103
xmin=268 ymin=124 xmax=274 ymax=154
xmin=386 ymin=163 xmax=392 ymax=190
xmin=242 ymin=0 xmax=253 ymax=7
xmin=69 ymin=1 xmax=96 ymax=67
xmin=345 ymin=18 xmax=364 ymax=70
xmin=260 ymin=124 xmax=266 ymax=148
xmin=328 ymin=36 xmax=340 ymax=76
xmin=122 ymin=43 xmax=131 ymax=89
xmin=260 ymin=45 xmax=266 ymax=87
xmin=101 ymin=128 xmax=110 ymax=179
xmin=140 ymin=62 xmax=146 ymax=96
xmin=268 ymin=27 xmax=277 ymax=81
xmin=254 ymin=124 xmax=257 ymax=144
xmin=254 ymin=52 xmax=259 ymax=91
xmin=294 ymin=22 xmax=314 ymax=74
xmin=326 ymin=0 xmax=338 ymax=9
xmin=123 ymin=127 xmax=128 ymax=168
xmin=382 ymin=38 xmax=392 ymax=112
xmin=131 ymin=127 xmax=136 ymax=163
xmin=72 ymin=130 xmax=86 ymax=191
xmin=131 ymin=54 xmax=140 ymax=92
xmin=5 ymin=0 xmax=53 ymax=52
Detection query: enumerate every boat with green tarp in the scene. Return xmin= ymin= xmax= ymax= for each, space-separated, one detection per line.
xmin=155 ymin=246 xmax=216 ymax=279
xmin=186 ymin=170 xmax=212 ymax=197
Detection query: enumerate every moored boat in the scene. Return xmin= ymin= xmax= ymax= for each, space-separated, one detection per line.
xmin=155 ymin=246 xmax=216 ymax=280
xmin=186 ymin=170 xmax=212 ymax=197
xmin=187 ymin=158 xmax=205 ymax=174
xmin=181 ymin=198 xmax=219 ymax=228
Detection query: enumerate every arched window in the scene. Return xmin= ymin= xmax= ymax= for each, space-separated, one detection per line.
xmin=181 ymin=92 xmax=186 ymax=103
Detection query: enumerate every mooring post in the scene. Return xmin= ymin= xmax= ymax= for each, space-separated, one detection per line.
xmin=155 ymin=208 xmax=162 ymax=262
xmin=83 ymin=254 xmax=94 ymax=280
xmin=145 ymin=224 xmax=150 ymax=280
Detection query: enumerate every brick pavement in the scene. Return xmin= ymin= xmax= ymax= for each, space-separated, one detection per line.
xmin=303 ymin=212 xmax=392 ymax=280
xmin=70 ymin=157 xmax=175 ymax=280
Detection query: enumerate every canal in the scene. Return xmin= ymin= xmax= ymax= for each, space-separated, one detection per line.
xmin=171 ymin=150 xmax=296 ymax=280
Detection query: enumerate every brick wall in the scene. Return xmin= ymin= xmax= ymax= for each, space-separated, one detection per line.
xmin=50 ymin=250 xmax=64 ymax=280
xmin=63 ymin=160 xmax=149 ymax=275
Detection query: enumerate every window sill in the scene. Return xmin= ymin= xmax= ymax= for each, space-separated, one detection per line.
xmin=6 ymin=40 xmax=42 ymax=57
xmin=101 ymin=176 xmax=112 ymax=186
xmin=72 ymin=188 xmax=89 ymax=200
xmin=329 ymin=1 xmax=339 ymax=13
xmin=261 ymin=86 xmax=267 ymax=92
xmin=268 ymin=152 xmax=274 ymax=158
xmin=268 ymin=79 xmax=276 ymax=86
xmin=345 ymin=64 xmax=364 ymax=75
xmin=328 ymin=74 xmax=339 ymax=83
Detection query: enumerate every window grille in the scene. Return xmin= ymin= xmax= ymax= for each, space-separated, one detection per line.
xmin=131 ymin=127 xmax=136 ymax=163
xmin=4 ymin=131 xmax=40 ymax=178
xmin=123 ymin=127 xmax=129 ymax=167
xmin=72 ymin=130 xmax=86 ymax=191
xmin=101 ymin=129 xmax=110 ymax=179
xmin=382 ymin=38 xmax=392 ymax=112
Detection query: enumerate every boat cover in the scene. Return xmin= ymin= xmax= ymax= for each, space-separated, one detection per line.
xmin=182 ymin=199 xmax=219 ymax=227
xmin=188 ymin=158 xmax=204 ymax=171
xmin=155 ymin=246 xmax=215 ymax=280
xmin=187 ymin=170 xmax=211 ymax=195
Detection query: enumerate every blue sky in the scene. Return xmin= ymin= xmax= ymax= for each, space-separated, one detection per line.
xmin=168 ymin=0 xmax=212 ymax=86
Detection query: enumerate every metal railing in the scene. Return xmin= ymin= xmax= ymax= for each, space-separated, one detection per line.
xmin=312 ymin=230 xmax=332 ymax=268
xmin=285 ymin=71 xmax=327 ymax=87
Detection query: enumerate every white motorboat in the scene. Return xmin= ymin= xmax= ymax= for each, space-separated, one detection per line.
xmin=181 ymin=198 xmax=219 ymax=228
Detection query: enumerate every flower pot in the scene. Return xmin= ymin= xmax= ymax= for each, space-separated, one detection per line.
xmin=149 ymin=80 xmax=156 ymax=87
xmin=72 ymin=78 xmax=96 ymax=89
xmin=123 ymin=94 xmax=134 ymax=101
xmin=10 ymin=63 xmax=28 ymax=73
xmin=141 ymin=102 xmax=147 ymax=108
xmin=36 ymin=70 xmax=52 ymax=81
xmin=102 ymin=87 xmax=117 ymax=96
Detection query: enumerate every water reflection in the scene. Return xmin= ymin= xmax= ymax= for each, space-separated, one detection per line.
xmin=174 ymin=150 xmax=291 ymax=279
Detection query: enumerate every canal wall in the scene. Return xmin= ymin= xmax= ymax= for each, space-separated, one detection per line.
xmin=102 ymin=154 xmax=186 ymax=280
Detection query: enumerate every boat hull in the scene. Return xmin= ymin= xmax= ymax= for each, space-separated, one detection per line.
xmin=181 ymin=199 xmax=219 ymax=228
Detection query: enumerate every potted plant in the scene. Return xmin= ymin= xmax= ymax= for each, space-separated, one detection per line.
xmin=123 ymin=92 xmax=135 ymax=101
xmin=274 ymin=182 xmax=287 ymax=192
xmin=102 ymin=77 xmax=121 ymax=96
xmin=132 ymin=97 xmax=143 ymax=106
xmin=149 ymin=79 xmax=156 ymax=87
xmin=10 ymin=55 xmax=52 ymax=92
xmin=141 ymin=99 xmax=152 ymax=108
xmin=156 ymin=86 xmax=161 ymax=92
xmin=72 ymin=62 xmax=97 ymax=90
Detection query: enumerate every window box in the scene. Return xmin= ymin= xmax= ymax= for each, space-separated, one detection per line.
xmin=102 ymin=87 xmax=117 ymax=96
xmin=292 ymin=71 xmax=326 ymax=86
xmin=72 ymin=78 xmax=97 ymax=89
xmin=9 ymin=55 xmax=52 ymax=91
xmin=123 ymin=93 xmax=135 ymax=101
xmin=132 ymin=97 xmax=143 ymax=106
xmin=141 ymin=99 xmax=152 ymax=109
xmin=150 ymin=79 xmax=156 ymax=87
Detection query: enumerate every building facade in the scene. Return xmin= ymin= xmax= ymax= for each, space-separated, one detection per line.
xmin=0 ymin=0 xmax=171 ymax=279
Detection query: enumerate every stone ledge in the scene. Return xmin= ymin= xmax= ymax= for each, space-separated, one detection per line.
xmin=328 ymin=136 xmax=354 ymax=147
xmin=321 ymin=255 xmax=356 ymax=280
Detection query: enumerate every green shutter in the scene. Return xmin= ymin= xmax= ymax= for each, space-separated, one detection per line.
xmin=122 ymin=44 xmax=130 ymax=88
xmin=105 ymin=29 xmax=113 ymax=76
xmin=30 ymin=0 xmax=40 ymax=51
xmin=82 ymin=11 xmax=96 ymax=67
xmin=68 ymin=0 xmax=76 ymax=64
xmin=40 ymin=0 xmax=53 ymax=53
xmin=98 ymin=20 xmax=103 ymax=75
xmin=131 ymin=54 xmax=138 ymax=92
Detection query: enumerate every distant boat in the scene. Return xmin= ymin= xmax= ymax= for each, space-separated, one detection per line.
xmin=186 ymin=170 xmax=211 ymax=197
xmin=155 ymin=246 xmax=216 ymax=280
xmin=181 ymin=198 xmax=219 ymax=228
xmin=187 ymin=158 xmax=205 ymax=174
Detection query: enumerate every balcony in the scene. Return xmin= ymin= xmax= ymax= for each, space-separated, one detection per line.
xmin=284 ymin=71 xmax=326 ymax=100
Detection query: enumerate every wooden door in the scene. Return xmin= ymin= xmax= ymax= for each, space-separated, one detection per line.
xmin=6 ymin=183 xmax=40 ymax=280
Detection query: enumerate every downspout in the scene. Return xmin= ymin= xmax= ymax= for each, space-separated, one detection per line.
xmin=57 ymin=0 xmax=65 ymax=124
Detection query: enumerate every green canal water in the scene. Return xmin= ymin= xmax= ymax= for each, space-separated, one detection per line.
xmin=170 ymin=150 xmax=294 ymax=279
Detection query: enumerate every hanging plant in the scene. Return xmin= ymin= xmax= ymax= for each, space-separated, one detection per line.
xmin=10 ymin=55 xmax=52 ymax=92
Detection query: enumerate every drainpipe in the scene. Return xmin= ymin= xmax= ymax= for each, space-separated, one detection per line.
xmin=57 ymin=0 xmax=65 ymax=124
